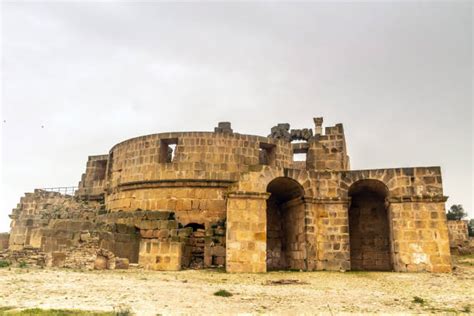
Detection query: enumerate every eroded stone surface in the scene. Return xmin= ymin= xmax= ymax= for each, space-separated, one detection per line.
xmin=3 ymin=117 xmax=453 ymax=273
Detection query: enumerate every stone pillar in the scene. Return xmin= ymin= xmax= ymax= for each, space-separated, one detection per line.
xmin=313 ymin=117 xmax=324 ymax=135
xmin=303 ymin=198 xmax=317 ymax=270
xmin=313 ymin=199 xmax=351 ymax=271
xmin=226 ymin=192 xmax=269 ymax=273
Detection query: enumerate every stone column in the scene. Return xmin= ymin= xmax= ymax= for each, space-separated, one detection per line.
xmin=226 ymin=192 xmax=269 ymax=273
xmin=313 ymin=117 xmax=324 ymax=135
xmin=313 ymin=198 xmax=351 ymax=271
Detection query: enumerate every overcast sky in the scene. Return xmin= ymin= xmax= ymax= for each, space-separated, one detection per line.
xmin=1 ymin=1 xmax=472 ymax=232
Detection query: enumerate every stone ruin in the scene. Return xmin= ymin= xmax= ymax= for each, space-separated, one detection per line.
xmin=1 ymin=117 xmax=455 ymax=272
xmin=447 ymin=220 xmax=473 ymax=255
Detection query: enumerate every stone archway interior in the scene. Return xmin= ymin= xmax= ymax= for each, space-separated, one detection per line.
xmin=266 ymin=177 xmax=305 ymax=271
xmin=348 ymin=180 xmax=392 ymax=271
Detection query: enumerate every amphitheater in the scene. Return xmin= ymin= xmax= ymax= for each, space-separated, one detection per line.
xmin=3 ymin=118 xmax=452 ymax=273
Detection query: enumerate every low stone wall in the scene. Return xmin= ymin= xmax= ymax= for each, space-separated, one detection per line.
xmin=448 ymin=220 xmax=470 ymax=254
xmin=138 ymin=220 xmax=192 ymax=270
xmin=0 ymin=247 xmax=47 ymax=267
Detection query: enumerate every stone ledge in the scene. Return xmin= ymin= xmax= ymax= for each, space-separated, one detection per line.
xmin=116 ymin=179 xmax=235 ymax=192
xmin=388 ymin=195 xmax=448 ymax=203
xmin=226 ymin=191 xmax=271 ymax=199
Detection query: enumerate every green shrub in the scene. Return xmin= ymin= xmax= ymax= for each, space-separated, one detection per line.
xmin=0 ymin=260 xmax=11 ymax=268
xmin=213 ymin=289 xmax=233 ymax=297
xmin=18 ymin=261 xmax=27 ymax=268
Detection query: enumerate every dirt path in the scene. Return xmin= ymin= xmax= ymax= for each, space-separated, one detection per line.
xmin=0 ymin=263 xmax=472 ymax=315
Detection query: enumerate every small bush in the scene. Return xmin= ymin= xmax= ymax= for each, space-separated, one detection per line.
xmin=0 ymin=260 xmax=11 ymax=268
xmin=18 ymin=261 xmax=28 ymax=268
xmin=214 ymin=289 xmax=233 ymax=297
xmin=463 ymin=305 xmax=471 ymax=313
xmin=412 ymin=296 xmax=426 ymax=304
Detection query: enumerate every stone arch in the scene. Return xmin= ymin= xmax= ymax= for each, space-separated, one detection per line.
xmin=230 ymin=166 xmax=315 ymax=199
xmin=266 ymin=177 xmax=306 ymax=270
xmin=347 ymin=179 xmax=393 ymax=271
xmin=340 ymin=169 xmax=397 ymax=199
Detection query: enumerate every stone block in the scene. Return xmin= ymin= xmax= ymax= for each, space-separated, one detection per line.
xmin=115 ymin=257 xmax=130 ymax=269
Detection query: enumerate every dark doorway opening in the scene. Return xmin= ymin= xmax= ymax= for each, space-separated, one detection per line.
xmin=348 ymin=180 xmax=392 ymax=271
xmin=266 ymin=177 xmax=305 ymax=270
xmin=185 ymin=223 xmax=205 ymax=269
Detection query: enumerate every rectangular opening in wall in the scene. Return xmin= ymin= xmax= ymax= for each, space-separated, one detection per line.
xmin=293 ymin=152 xmax=307 ymax=161
xmin=259 ymin=142 xmax=276 ymax=165
xmin=160 ymin=138 xmax=178 ymax=163
xmin=292 ymin=143 xmax=308 ymax=163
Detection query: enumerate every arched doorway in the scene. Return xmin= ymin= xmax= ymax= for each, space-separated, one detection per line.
xmin=348 ymin=180 xmax=392 ymax=271
xmin=266 ymin=177 xmax=305 ymax=270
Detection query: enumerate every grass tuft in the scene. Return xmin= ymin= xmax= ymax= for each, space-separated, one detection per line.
xmin=213 ymin=289 xmax=233 ymax=297
xmin=0 ymin=260 xmax=11 ymax=268
xmin=412 ymin=296 xmax=426 ymax=305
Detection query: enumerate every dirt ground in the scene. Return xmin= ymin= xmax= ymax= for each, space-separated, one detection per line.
xmin=0 ymin=257 xmax=473 ymax=315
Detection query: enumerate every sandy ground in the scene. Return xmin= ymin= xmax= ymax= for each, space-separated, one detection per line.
xmin=0 ymin=258 xmax=473 ymax=315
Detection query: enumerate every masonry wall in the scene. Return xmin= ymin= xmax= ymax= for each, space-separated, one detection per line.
xmin=447 ymin=220 xmax=469 ymax=253
xmin=307 ymin=124 xmax=350 ymax=171
xmin=105 ymin=186 xmax=228 ymax=226
xmin=226 ymin=193 xmax=267 ymax=273
xmin=9 ymin=190 xmax=101 ymax=251
xmin=0 ymin=233 xmax=9 ymax=250
xmin=313 ymin=202 xmax=351 ymax=271
xmin=390 ymin=202 xmax=451 ymax=272
xmin=76 ymin=154 xmax=108 ymax=199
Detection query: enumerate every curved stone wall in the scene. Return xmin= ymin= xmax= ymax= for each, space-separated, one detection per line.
xmin=105 ymin=132 xmax=293 ymax=214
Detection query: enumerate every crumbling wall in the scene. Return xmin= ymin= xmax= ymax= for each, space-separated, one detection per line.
xmin=306 ymin=123 xmax=350 ymax=171
xmin=76 ymin=154 xmax=108 ymax=200
xmin=448 ymin=220 xmax=470 ymax=254
xmin=0 ymin=233 xmax=9 ymax=250
xmin=8 ymin=189 xmax=102 ymax=251
xmin=0 ymin=246 xmax=47 ymax=267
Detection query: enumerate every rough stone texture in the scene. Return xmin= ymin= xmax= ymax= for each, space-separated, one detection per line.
xmin=8 ymin=189 xmax=102 ymax=251
xmin=4 ymin=117 xmax=454 ymax=273
xmin=0 ymin=247 xmax=47 ymax=267
xmin=0 ymin=233 xmax=9 ymax=250
xmin=226 ymin=192 xmax=268 ymax=273
xmin=447 ymin=220 xmax=470 ymax=254
xmin=76 ymin=155 xmax=109 ymax=199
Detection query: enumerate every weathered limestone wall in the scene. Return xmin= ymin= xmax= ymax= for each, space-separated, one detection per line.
xmin=447 ymin=220 xmax=470 ymax=254
xmin=137 ymin=218 xmax=189 ymax=271
xmin=313 ymin=202 xmax=350 ymax=271
xmin=8 ymin=190 xmax=102 ymax=251
xmin=105 ymin=187 xmax=228 ymax=224
xmin=226 ymin=166 xmax=451 ymax=273
xmin=307 ymin=123 xmax=350 ymax=171
xmin=106 ymin=132 xmax=293 ymax=189
xmin=390 ymin=202 xmax=451 ymax=272
xmin=0 ymin=247 xmax=47 ymax=267
xmin=0 ymin=233 xmax=9 ymax=250
xmin=76 ymin=154 xmax=108 ymax=199
xmin=6 ymin=118 xmax=453 ymax=274
xmin=226 ymin=193 xmax=267 ymax=273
